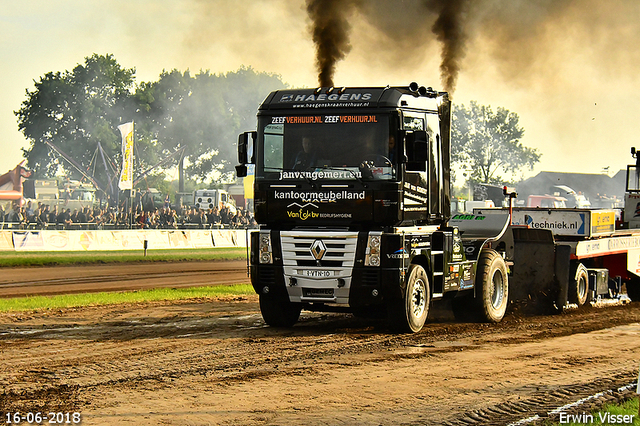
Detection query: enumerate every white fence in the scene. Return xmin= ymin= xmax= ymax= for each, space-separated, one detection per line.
xmin=0 ymin=229 xmax=249 ymax=251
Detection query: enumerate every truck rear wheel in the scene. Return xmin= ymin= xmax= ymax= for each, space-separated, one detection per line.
xmin=388 ymin=264 xmax=431 ymax=333
xmin=476 ymin=249 xmax=509 ymax=323
xmin=259 ymin=294 xmax=302 ymax=327
xmin=570 ymin=265 xmax=590 ymax=307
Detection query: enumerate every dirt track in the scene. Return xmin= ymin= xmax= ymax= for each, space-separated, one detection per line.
xmin=0 ymin=260 xmax=249 ymax=298
xmin=1 ymin=262 xmax=640 ymax=425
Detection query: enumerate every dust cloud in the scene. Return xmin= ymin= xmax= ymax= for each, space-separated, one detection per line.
xmin=143 ymin=0 xmax=640 ymax=175
xmin=8 ymin=1 xmax=636 ymax=176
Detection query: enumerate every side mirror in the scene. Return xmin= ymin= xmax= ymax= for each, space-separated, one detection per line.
xmin=236 ymin=131 xmax=256 ymax=177
xmin=237 ymin=132 xmax=255 ymax=164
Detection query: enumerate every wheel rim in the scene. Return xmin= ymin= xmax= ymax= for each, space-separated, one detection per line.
xmin=577 ymin=275 xmax=587 ymax=300
xmin=411 ymin=278 xmax=427 ymax=318
xmin=490 ymin=270 xmax=504 ymax=309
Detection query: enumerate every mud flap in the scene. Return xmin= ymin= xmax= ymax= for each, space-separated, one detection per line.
xmin=554 ymin=244 xmax=571 ymax=313
xmin=510 ymin=228 xmax=568 ymax=313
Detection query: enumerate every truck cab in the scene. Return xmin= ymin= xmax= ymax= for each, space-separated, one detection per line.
xmin=193 ymin=189 xmax=237 ymax=215
xmin=237 ymin=84 xmax=511 ymax=332
xmin=237 ymin=84 xmax=451 ymax=229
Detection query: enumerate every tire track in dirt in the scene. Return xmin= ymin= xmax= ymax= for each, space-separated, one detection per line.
xmin=2 ymin=298 xmax=640 ymax=425
xmin=2 ymin=260 xmax=640 ymax=425
xmin=446 ymin=373 xmax=638 ymax=425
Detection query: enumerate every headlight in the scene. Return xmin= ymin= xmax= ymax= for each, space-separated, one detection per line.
xmin=259 ymin=232 xmax=273 ymax=264
xmin=365 ymin=232 xmax=382 ymax=267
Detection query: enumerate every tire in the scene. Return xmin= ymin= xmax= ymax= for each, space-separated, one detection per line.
xmin=627 ymin=279 xmax=640 ymax=302
xmin=388 ymin=264 xmax=431 ymax=333
xmin=475 ymin=249 xmax=509 ymax=323
xmin=259 ymin=294 xmax=302 ymax=327
xmin=569 ymin=265 xmax=590 ymax=307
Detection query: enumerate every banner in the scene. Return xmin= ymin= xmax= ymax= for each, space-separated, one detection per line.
xmin=0 ymin=231 xmax=14 ymax=250
xmin=6 ymin=229 xmax=246 ymax=251
xmin=118 ymin=122 xmax=134 ymax=190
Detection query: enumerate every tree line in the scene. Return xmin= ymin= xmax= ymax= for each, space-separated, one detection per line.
xmin=15 ymin=53 xmax=540 ymax=200
xmin=15 ymin=54 xmax=288 ymax=197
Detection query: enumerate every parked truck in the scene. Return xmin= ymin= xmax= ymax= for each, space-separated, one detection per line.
xmin=23 ymin=179 xmax=97 ymax=211
xmin=235 ymin=83 xmax=640 ymax=332
xmin=193 ymin=189 xmax=236 ymax=215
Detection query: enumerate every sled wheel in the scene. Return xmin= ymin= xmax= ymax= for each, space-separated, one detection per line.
xmin=570 ymin=265 xmax=591 ymax=307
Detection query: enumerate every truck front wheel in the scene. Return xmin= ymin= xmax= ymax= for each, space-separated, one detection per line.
xmin=476 ymin=249 xmax=509 ymax=323
xmin=388 ymin=264 xmax=431 ymax=333
xmin=259 ymin=294 xmax=302 ymax=327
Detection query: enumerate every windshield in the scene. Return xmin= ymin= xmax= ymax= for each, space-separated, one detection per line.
xmin=257 ymin=114 xmax=395 ymax=181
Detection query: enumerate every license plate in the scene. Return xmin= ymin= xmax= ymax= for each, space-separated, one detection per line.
xmin=303 ymin=288 xmax=334 ymax=298
xmin=298 ymin=269 xmax=333 ymax=278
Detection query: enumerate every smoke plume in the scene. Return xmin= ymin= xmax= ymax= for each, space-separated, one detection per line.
xmin=422 ymin=0 xmax=468 ymax=94
xmin=305 ymin=0 xmax=469 ymax=93
xmin=306 ymin=0 xmax=359 ymax=87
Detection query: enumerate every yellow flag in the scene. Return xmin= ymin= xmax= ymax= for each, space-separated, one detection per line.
xmin=118 ymin=122 xmax=134 ymax=190
xmin=243 ymin=174 xmax=254 ymax=199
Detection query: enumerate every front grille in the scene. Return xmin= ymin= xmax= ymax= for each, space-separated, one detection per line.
xmin=296 ymin=259 xmax=344 ymax=267
xmin=280 ymin=231 xmax=358 ymax=268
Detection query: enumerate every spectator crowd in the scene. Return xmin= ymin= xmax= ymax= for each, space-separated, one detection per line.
xmin=0 ymin=201 xmax=257 ymax=230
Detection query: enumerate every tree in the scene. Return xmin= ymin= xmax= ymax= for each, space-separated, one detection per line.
xmin=15 ymin=54 xmax=143 ymax=196
xmin=17 ymin=55 xmax=287 ymax=200
xmin=15 ymin=54 xmax=161 ymax=198
xmin=451 ymin=101 xmax=540 ymax=184
xmin=136 ymin=66 xmax=288 ymax=185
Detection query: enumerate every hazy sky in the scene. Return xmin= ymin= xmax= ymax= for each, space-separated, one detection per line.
xmin=1 ymin=0 xmax=639 ymax=180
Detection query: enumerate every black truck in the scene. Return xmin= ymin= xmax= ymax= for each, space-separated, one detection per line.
xmin=236 ymin=83 xmax=637 ymax=332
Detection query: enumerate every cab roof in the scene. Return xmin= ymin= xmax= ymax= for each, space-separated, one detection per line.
xmin=259 ymin=84 xmax=447 ymax=112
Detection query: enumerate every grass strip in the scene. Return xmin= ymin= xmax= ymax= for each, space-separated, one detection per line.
xmin=0 ymin=248 xmax=247 ymax=268
xmin=544 ymin=398 xmax=639 ymax=425
xmin=0 ymin=284 xmax=255 ymax=312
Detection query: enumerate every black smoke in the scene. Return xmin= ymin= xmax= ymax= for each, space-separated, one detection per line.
xmin=423 ymin=0 xmax=469 ymax=94
xmin=303 ymin=0 xmax=585 ymax=95
xmin=306 ymin=0 xmax=360 ymax=88
xmin=305 ymin=0 xmax=468 ymax=92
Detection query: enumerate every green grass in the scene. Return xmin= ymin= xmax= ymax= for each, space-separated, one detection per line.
xmin=544 ymin=398 xmax=640 ymax=425
xmin=0 ymin=247 xmax=247 ymax=267
xmin=0 ymin=283 xmax=255 ymax=312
